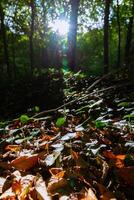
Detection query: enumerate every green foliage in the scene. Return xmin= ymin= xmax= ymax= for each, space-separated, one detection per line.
xmin=34 ymin=106 xmax=40 ymax=113
xmin=118 ymin=102 xmax=130 ymax=107
xmin=95 ymin=120 xmax=107 ymax=129
xmin=56 ymin=117 xmax=66 ymax=127
xmin=20 ymin=114 xmax=30 ymax=124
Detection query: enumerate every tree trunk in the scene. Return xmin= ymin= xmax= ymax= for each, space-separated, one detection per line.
xmin=104 ymin=0 xmax=110 ymax=74
xmin=11 ymin=33 xmax=16 ymax=79
xmin=125 ymin=1 xmax=134 ymax=81
xmin=41 ymin=0 xmax=49 ymax=67
xmin=117 ymin=0 xmax=121 ymax=68
xmin=125 ymin=2 xmax=134 ymax=66
xmin=29 ymin=0 xmax=35 ymax=74
xmin=0 ymin=3 xmax=11 ymax=79
xmin=67 ymin=0 xmax=80 ymax=71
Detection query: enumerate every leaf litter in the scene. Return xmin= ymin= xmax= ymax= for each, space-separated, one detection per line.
xmin=0 ymin=74 xmax=134 ymax=199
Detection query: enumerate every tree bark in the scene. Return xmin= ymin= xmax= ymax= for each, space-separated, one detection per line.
xmin=104 ymin=0 xmax=110 ymax=74
xmin=124 ymin=2 xmax=134 ymax=66
xmin=0 ymin=3 xmax=11 ymax=79
xmin=29 ymin=0 xmax=35 ymax=74
xmin=117 ymin=0 xmax=121 ymax=68
xmin=67 ymin=0 xmax=80 ymax=71
xmin=11 ymin=33 xmax=16 ymax=79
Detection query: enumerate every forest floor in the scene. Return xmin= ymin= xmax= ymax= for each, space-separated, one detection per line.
xmin=0 ymin=72 xmax=134 ymax=200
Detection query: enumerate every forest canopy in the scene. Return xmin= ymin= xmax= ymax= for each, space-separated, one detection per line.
xmin=0 ymin=0 xmax=134 ymax=79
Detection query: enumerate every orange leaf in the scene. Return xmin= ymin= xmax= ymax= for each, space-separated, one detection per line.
xmin=49 ymin=168 xmax=65 ymax=179
xmin=5 ymin=145 xmax=21 ymax=152
xmin=71 ymin=150 xmax=79 ymax=160
xmin=115 ymin=155 xmax=125 ymax=168
xmin=11 ymin=154 xmax=38 ymax=171
xmin=12 ymin=180 xmax=22 ymax=195
xmin=103 ymin=151 xmax=116 ymax=159
xmin=118 ymin=166 xmax=134 ymax=187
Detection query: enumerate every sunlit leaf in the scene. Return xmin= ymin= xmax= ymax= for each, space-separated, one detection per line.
xmin=35 ymin=176 xmax=51 ymax=200
xmin=45 ymin=151 xmax=60 ymax=166
xmin=0 ymin=177 xmax=6 ymax=193
xmin=85 ymin=188 xmax=98 ymax=200
xmin=60 ymin=132 xmax=76 ymax=141
xmin=5 ymin=145 xmax=21 ymax=152
xmin=19 ymin=114 xmax=30 ymax=124
xmin=0 ymin=187 xmax=16 ymax=199
xmin=56 ymin=117 xmax=66 ymax=127
xmin=49 ymin=168 xmax=65 ymax=178
xmin=95 ymin=121 xmax=107 ymax=129
xmin=11 ymin=154 xmax=38 ymax=171
xmin=118 ymin=102 xmax=130 ymax=107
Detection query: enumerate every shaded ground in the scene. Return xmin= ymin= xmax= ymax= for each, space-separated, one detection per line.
xmin=0 ymin=73 xmax=134 ymax=199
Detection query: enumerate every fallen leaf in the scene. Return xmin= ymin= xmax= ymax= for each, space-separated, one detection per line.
xmin=0 ymin=187 xmax=16 ymax=200
xmin=49 ymin=168 xmax=65 ymax=178
xmin=5 ymin=145 xmax=21 ymax=152
xmin=47 ymin=178 xmax=68 ymax=195
xmin=103 ymin=151 xmax=116 ymax=159
xmin=85 ymin=188 xmax=98 ymax=200
xmin=0 ymin=177 xmax=6 ymax=193
xmin=11 ymin=154 xmax=38 ymax=171
xmin=97 ymin=183 xmax=116 ymax=200
xmin=35 ymin=176 xmax=51 ymax=200
xmin=117 ymin=166 xmax=134 ymax=187
xmin=12 ymin=180 xmax=22 ymax=195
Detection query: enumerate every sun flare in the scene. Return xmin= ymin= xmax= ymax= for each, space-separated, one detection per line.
xmin=50 ymin=20 xmax=69 ymax=36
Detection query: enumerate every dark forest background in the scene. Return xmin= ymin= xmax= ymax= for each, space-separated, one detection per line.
xmin=0 ymin=0 xmax=134 ymax=118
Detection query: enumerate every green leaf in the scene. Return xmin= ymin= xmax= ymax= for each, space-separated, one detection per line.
xmin=118 ymin=102 xmax=130 ymax=107
xmin=123 ymin=114 xmax=134 ymax=119
xmin=20 ymin=115 xmax=30 ymax=124
xmin=95 ymin=120 xmax=107 ymax=129
xmin=56 ymin=117 xmax=66 ymax=127
xmin=34 ymin=106 xmax=40 ymax=112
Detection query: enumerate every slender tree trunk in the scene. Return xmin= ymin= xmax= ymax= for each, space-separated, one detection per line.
xmin=125 ymin=2 xmax=134 ymax=65
xmin=11 ymin=33 xmax=16 ymax=79
xmin=125 ymin=1 xmax=134 ymax=81
xmin=41 ymin=0 xmax=49 ymax=67
xmin=117 ymin=0 xmax=121 ymax=68
xmin=104 ymin=0 xmax=110 ymax=74
xmin=29 ymin=0 xmax=35 ymax=74
xmin=67 ymin=0 xmax=80 ymax=71
xmin=0 ymin=3 xmax=11 ymax=79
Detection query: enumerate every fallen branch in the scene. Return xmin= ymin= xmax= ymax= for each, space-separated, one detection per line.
xmin=33 ymin=74 xmax=131 ymax=118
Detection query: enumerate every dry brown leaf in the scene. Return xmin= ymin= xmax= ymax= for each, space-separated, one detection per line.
xmin=117 ymin=166 xmax=134 ymax=187
xmin=47 ymin=178 xmax=68 ymax=195
xmin=71 ymin=150 xmax=79 ymax=160
xmin=10 ymin=154 xmax=38 ymax=171
xmin=103 ymin=151 xmax=116 ymax=159
xmin=97 ymin=183 xmax=116 ymax=200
